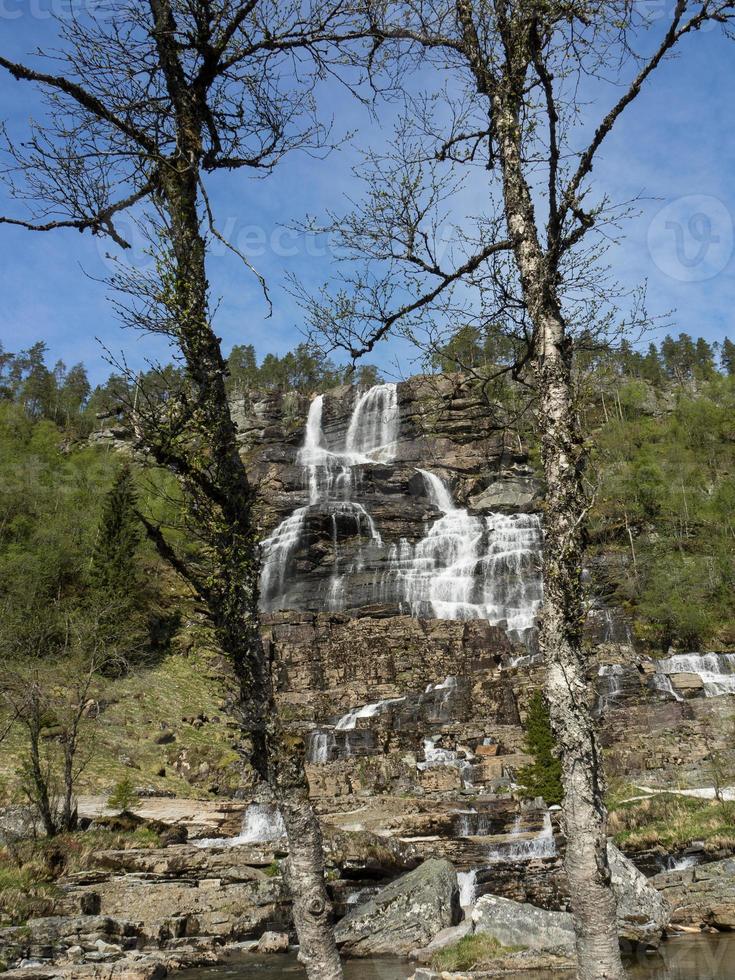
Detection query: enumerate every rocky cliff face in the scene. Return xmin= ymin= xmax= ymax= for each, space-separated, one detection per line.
xmin=239 ymin=376 xmax=542 ymax=633
xmin=234 ymin=377 xmax=735 ymax=911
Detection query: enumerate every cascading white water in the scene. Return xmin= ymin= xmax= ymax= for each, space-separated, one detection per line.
xmin=458 ymin=869 xmax=478 ymax=908
xmin=345 ymin=383 xmax=400 ymax=461
xmin=194 ymin=802 xmax=285 ymax=849
xmin=334 ymin=696 xmax=406 ymax=731
xmin=261 ymin=387 xmax=394 ymax=609
xmin=653 ymin=653 xmax=735 ymax=697
xmin=417 ymin=736 xmax=475 ymax=786
xmin=383 ymin=470 xmax=542 ymax=639
xmin=596 ymin=664 xmax=625 ymax=713
xmin=484 ymin=811 xmax=556 ymax=863
xmin=261 ymin=392 xmax=543 ymax=639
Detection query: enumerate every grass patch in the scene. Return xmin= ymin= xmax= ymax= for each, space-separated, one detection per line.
xmin=0 ymin=864 xmax=59 ymax=926
xmin=431 ymin=934 xmax=522 ymax=972
xmin=0 ymin=826 xmax=161 ymax=926
xmin=610 ymin=794 xmax=735 ymax=852
xmin=0 ymin=644 xmax=238 ymax=802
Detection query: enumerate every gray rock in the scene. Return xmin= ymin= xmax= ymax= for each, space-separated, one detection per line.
xmin=469 ymin=476 xmax=540 ymax=513
xmin=472 ymin=894 xmax=576 ymax=955
xmin=651 ymin=856 xmax=735 ymax=929
xmin=608 ymin=842 xmax=670 ymax=947
xmin=256 ymin=931 xmax=289 ymax=954
xmin=335 ymin=858 xmax=460 ymax=957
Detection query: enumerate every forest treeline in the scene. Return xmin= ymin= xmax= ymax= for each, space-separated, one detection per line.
xmin=0 ymin=340 xmax=381 ymax=438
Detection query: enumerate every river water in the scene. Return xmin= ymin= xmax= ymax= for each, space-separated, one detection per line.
xmin=177 ymin=934 xmax=735 ymax=979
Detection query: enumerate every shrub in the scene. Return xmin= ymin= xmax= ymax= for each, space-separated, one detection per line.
xmin=107 ymin=776 xmax=140 ymax=815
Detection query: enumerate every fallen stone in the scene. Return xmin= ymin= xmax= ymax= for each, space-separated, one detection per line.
xmin=472 ymin=894 xmax=575 ymax=955
xmin=335 ymin=858 xmax=460 ymax=956
xmin=256 ymin=931 xmax=289 ymax=954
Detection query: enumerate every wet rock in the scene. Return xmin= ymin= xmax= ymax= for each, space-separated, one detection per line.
xmin=472 ymin=894 xmax=576 ymax=955
xmin=335 ymin=858 xmax=460 ymax=956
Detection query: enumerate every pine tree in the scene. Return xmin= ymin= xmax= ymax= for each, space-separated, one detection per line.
xmin=694 ymin=338 xmax=715 ymax=380
xmin=516 ymin=690 xmax=563 ymax=806
xmin=721 ymin=337 xmax=735 ymax=377
xmin=91 ymin=464 xmax=141 ymax=594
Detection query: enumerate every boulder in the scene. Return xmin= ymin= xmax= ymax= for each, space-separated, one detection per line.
xmin=256 ymin=931 xmax=289 ymax=954
xmin=471 ymin=895 xmax=575 ymax=955
xmin=335 ymin=858 xmax=460 ymax=956
xmin=469 ymin=476 xmax=540 ymax=513
xmin=608 ymin=842 xmax=671 ymax=947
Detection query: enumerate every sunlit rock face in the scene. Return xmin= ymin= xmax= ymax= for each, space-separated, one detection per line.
xmin=252 ymin=378 xmax=543 ymax=645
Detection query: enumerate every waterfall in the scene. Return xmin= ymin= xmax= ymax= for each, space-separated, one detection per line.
xmin=260 ymin=390 xmax=544 ymax=644
xmin=345 ymin=383 xmax=400 ymax=461
xmin=238 ymin=803 xmax=286 ymax=842
xmin=261 ymin=385 xmax=396 ymax=609
xmin=384 ymin=470 xmax=542 ymax=640
xmin=194 ymin=802 xmax=285 ymax=849
xmin=306 ymin=730 xmax=336 ymax=764
xmin=653 ymin=653 xmax=735 ymax=698
xmin=458 ymin=869 xmax=478 ymax=908
xmin=596 ymin=664 xmax=625 ymax=713
xmin=417 ymin=736 xmax=474 ymax=786
xmin=334 ymin=695 xmax=406 ymax=731
xmin=418 ymin=468 xmax=455 ymax=513
xmin=485 ymin=811 xmax=556 ymax=863
xmin=456 ymin=809 xmax=497 ymax=837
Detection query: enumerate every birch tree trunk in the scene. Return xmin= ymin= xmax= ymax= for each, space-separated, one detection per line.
xmin=159 ymin=167 xmax=344 ymax=980
xmin=147 ymin=7 xmax=344 ymax=972
xmin=490 ymin=88 xmax=625 ymax=980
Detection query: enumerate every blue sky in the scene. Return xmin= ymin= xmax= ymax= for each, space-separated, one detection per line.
xmin=0 ymin=5 xmax=734 ymax=386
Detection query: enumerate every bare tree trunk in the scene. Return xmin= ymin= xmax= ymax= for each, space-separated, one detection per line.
xmin=280 ymin=796 xmax=344 ymax=980
xmin=487 ymin=82 xmax=625 ymax=978
xmin=26 ymin=709 xmax=57 ymax=838
xmin=535 ymin=332 xmax=624 ymax=980
xmin=147 ymin=31 xmax=342 ymax=958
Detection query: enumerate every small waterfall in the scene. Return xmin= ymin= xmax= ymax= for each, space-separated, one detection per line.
xmin=384 ymin=470 xmax=542 ymax=640
xmin=653 ymin=653 xmax=735 ymax=698
xmin=485 ymin=812 xmax=556 ymax=863
xmin=418 ymin=468 xmax=455 ymax=513
xmin=596 ymin=664 xmax=625 ymax=713
xmin=458 ymin=869 xmax=478 ymax=908
xmin=417 ymin=736 xmax=474 ymax=786
xmin=649 ymin=671 xmax=684 ymax=702
xmin=239 ymin=803 xmax=286 ymax=842
xmin=306 ymin=730 xmax=336 ymax=764
xmin=334 ymin=695 xmax=406 ymax=731
xmin=261 ymin=385 xmax=397 ymax=609
xmin=194 ymin=802 xmax=285 ymax=849
xmin=345 ymin=383 xmax=400 ymax=461
xmin=456 ymin=809 xmax=497 ymax=837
